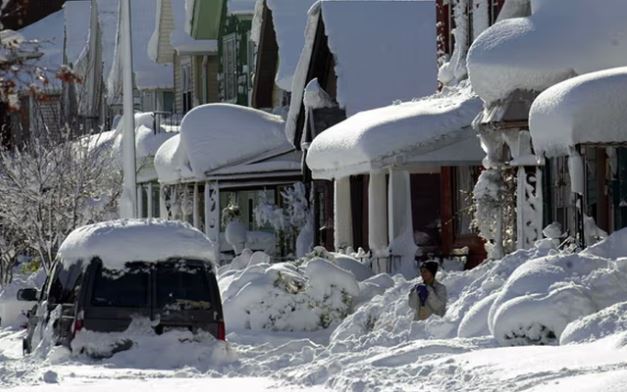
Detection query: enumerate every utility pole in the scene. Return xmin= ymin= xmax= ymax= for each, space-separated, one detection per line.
xmin=120 ymin=0 xmax=137 ymax=218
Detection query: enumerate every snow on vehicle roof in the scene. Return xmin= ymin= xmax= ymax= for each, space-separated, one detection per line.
xmin=108 ymin=0 xmax=173 ymax=98
xmin=178 ymin=103 xmax=290 ymax=179
xmin=306 ymin=84 xmax=483 ymax=179
xmin=251 ymin=0 xmax=317 ymax=91
xmin=154 ymin=133 xmax=195 ymax=183
xmin=467 ymin=0 xmax=627 ymax=105
xmin=58 ymin=219 xmax=216 ymax=268
xmin=529 ymin=67 xmax=627 ymax=158
xmin=285 ymin=0 xmax=437 ymax=143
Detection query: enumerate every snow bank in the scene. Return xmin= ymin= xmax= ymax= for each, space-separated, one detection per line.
xmin=71 ymin=317 xmax=236 ymax=370
xmin=286 ymin=0 xmax=437 ymax=143
xmin=468 ymin=0 xmax=627 ymax=105
xmin=0 ymin=271 xmax=45 ymax=328
xmin=57 ymin=219 xmax=216 ymax=268
xmin=560 ymin=301 xmax=627 ymax=345
xmin=179 ymin=104 xmax=288 ymax=178
xmin=220 ymin=257 xmax=360 ymax=332
xmin=488 ymin=229 xmax=627 ymax=346
xmin=529 ymin=67 xmax=627 ymax=157
xmin=306 ymin=84 xmax=483 ymax=179
xmin=134 ymin=125 xmax=177 ymax=159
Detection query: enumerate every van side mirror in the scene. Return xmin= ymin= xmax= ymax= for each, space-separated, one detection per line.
xmin=16 ymin=288 xmax=39 ymax=302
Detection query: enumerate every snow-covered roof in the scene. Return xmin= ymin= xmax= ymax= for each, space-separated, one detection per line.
xmin=150 ymin=0 xmax=217 ymax=62
xmin=251 ymin=0 xmax=317 ymax=91
xmin=228 ymin=0 xmax=257 ymax=15
xmin=154 ymin=134 xmax=195 ymax=183
xmin=306 ymin=84 xmax=484 ymax=179
xmin=467 ymin=0 xmax=627 ymax=105
xmin=17 ymin=9 xmax=64 ymax=89
xmin=529 ymin=67 xmax=627 ymax=158
xmin=58 ymin=219 xmax=216 ymax=268
xmin=286 ymin=0 xmax=437 ymax=143
xmin=108 ymin=0 xmax=173 ymax=98
xmin=155 ymin=103 xmax=292 ymax=183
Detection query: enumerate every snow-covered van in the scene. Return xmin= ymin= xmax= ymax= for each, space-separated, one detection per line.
xmin=18 ymin=219 xmax=224 ymax=354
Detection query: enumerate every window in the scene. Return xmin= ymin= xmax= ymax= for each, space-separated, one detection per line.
xmin=162 ymin=91 xmax=174 ymax=113
xmin=223 ymin=33 xmax=238 ymax=101
xmin=47 ymin=261 xmax=83 ymax=305
xmin=90 ymin=263 xmax=150 ymax=308
xmin=156 ymin=262 xmax=213 ymax=310
xmin=151 ymin=184 xmax=161 ymax=218
xmin=550 ymin=157 xmax=576 ymax=236
xmin=182 ymin=62 xmax=192 ymax=113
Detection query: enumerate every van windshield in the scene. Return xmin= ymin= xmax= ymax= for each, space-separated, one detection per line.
xmin=91 ymin=263 xmax=150 ymax=308
xmin=156 ymin=261 xmax=213 ymax=310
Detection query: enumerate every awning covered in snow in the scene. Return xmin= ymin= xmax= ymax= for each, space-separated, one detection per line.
xmin=529 ymin=67 xmax=627 ymax=158
xmin=155 ymin=104 xmax=297 ymax=183
xmin=467 ymin=0 xmax=627 ymax=106
xmin=306 ymin=86 xmax=484 ymax=180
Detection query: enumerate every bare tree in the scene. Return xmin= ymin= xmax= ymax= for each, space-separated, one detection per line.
xmin=0 ymin=118 xmax=121 ymax=274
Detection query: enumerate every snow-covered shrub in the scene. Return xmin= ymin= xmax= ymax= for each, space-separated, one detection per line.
xmin=560 ymin=301 xmax=627 ymax=345
xmin=488 ymin=229 xmax=627 ymax=346
xmin=220 ymin=258 xmax=359 ymax=332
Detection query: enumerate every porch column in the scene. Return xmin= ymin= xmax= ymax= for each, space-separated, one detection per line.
xmin=368 ymin=171 xmax=388 ymax=255
xmin=388 ymin=169 xmax=417 ymax=277
xmin=146 ymin=183 xmax=153 ymax=218
xmin=204 ymin=181 xmax=221 ymax=263
xmin=136 ymin=185 xmax=144 ymax=218
xmin=334 ymin=177 xmax=353 ymax=251
xmin=159 ymin=184 xmax=168 ymax=219
xmin=192 ymin=183 xmax=200 ymax=229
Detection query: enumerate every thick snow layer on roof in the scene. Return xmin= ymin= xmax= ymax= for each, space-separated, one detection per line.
xmin=58 ymin=219 xmax=216 ymax=268
xmin=108 ymin=0 xmax=173 ymax=97
xmin=180 ymin=104 xmax=289 ymax=178
xmin=529 ymin=67 xmax=627 ymax=158
xmin=306 ymin=84 xmax=483 ymax=179
xmin=228 ymin=0 xmax=256 ymax=15
xmin=252 ymin=0 xmax=317 ymax=91
xmin=170 ymin=0 xmax=217 ymax=54
xmin=286 ymin=0 xmax=437 ymax=143
xmin=154 ymin=133 xmax=194 ymax=183
xmin=17 ymin=9 xmax=64 ymax=86
xmin=468 ymin=0 xmax=627 ymax=105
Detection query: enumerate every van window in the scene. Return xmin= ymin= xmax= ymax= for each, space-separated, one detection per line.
xmin=156 ymin=262 xmax=213 ymax=310
xmin=91 ymin=263 xmax=150 ymax=308
xmin=48 ymin=261 xmax=84 ymax=304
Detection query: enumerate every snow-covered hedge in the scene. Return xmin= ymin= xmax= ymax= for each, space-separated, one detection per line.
xmin=560 ymin=301 xmax=627 ymax=345
xmin=220 ymin=256 xmax=361 ymax=332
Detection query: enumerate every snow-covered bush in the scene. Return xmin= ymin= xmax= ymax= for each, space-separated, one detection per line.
xmin=220 ymin=258 xmax=359 ymax=332
xmin=560 ymin=301 xmax=627 ymax=345
xmin=488 ymin=229 xmax=627 ymax=346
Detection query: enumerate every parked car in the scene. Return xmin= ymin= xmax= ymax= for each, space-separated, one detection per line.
xmin=17 ymin=219 xmax=224 ymax=355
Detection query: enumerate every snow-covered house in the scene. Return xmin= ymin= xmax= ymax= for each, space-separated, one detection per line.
xmin=107 ymin=0 xmax=174 ymax=119
xmin=149 ymin=0 xmax=219 ymax=115
xmin=187 ymin=0 xmax=256 ymax=105
xmin=249 ymin=0 xmax=316 ymax=111
xmin=154 ymin=103 xmax=302 ymax=262
xmin=468 ymin=0 xmax=627 ymax=250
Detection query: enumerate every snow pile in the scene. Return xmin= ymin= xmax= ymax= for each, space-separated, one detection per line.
xmin=560 ymin=302 xmax=627 ymax=345
xmin=134 ymin=124 xmax=177 ymax=159
xmin=179 ymin=104 xmax=289 ymax=179
xmin=154 ymin=134 xmax=194 ymax=183
xmin=220 ymin=257 xmax=360 ymax=332
xmin=529 ymin=67 xmax=627 ymax=157
xmin=0 ymin=271 xmax=45 ymax=328
xmin=286 ymin=0 xmax=437 ymax=143
xmin=71 ymin=317 xmax=236 ymax=370
xmin=306 ymin=84 xmax=483 ymax=179
xmin=58 ymin=219 xmax=216 ymax=267
xmin=468 ymin=0 xmax=627 ymax=105
xmin=488 ymin=228 xmax=627 ymax=346
xmin=251 ymin=0 xmax=317 ymax=91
